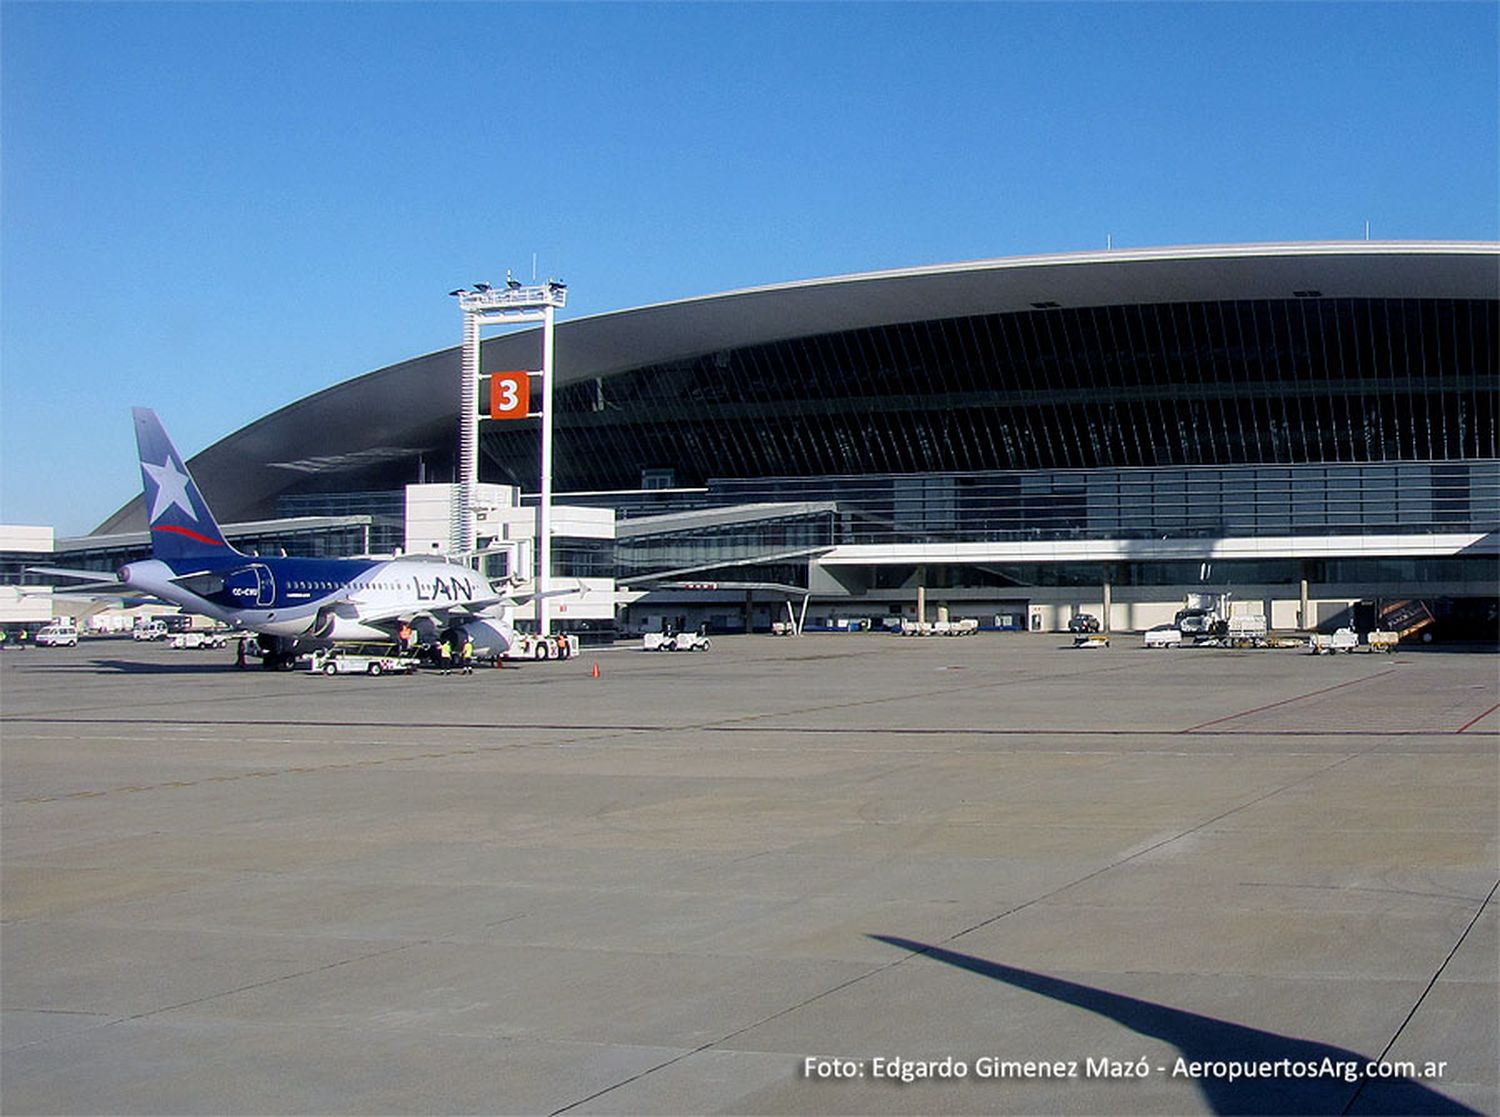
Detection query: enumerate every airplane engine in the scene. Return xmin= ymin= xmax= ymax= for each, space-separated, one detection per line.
xmin=454 ymin=619 xmax=515 ymax=658
xmin=256 ymin=633 xmax=308 ymax=670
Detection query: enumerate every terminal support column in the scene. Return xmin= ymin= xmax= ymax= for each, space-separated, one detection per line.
xmin=455 ymin=311 xmax=481 ymax=555
xmin=538 ymin=304 xmax=555 ymax=635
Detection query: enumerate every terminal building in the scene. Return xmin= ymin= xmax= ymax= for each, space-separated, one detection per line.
xmin=10 ymin=241 xmax=1498 ymax=640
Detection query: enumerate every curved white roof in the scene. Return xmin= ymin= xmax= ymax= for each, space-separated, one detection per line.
xmin=96 ymin=241 xmax=1500 ymax=533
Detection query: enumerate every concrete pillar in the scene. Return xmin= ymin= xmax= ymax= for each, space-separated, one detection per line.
xmin=1299 ymin=578 xmax=1310 ymax=630
xmin=1102 ymin=580 xmax=1112 ymax=634
xmin=916 ymin=565 xmax=927 ymax=625
xmin=937 ymin=603 xmax=949 ymax=624
xmin=745 ymin=591 xmax=753 ymax=634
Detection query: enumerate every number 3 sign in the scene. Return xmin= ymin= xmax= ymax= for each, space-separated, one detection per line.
xmin=488 ymin=372 xmax=530 ymax=420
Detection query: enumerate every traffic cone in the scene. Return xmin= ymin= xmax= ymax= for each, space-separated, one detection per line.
xmin=590 ymin=662 xmax=600 ymax=679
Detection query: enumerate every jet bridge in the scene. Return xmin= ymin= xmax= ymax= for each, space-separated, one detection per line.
xmin=614 ymin=501 xmax=837 ymax=634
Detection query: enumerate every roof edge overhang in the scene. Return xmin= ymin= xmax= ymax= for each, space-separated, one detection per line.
xmin=94 ymin=241 xmax=1500 ymax=535
xmin=598 ymin=240 xmax=1500 ymax=319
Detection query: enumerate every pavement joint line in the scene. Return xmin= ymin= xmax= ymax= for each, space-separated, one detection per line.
xmin=1340 ymin=877 xmax=1500 ymax=1116
xmin=6 ymin=729 xmax=1487 ymax=806
xmin=117 ymin=939 xmax=429 ymax=1026
xmin=547 ymin=961 xmax=906 ymax=1117
xmin=650 ymin=660 xmax=1153 ymax=735
xmin=1179 ymin=669 xmax=1399 ymax=732
xmin=0 ymin=657 xmax=1147 ymax=734
xmin=8 ymin=720 xmax=1490 ymax=739
xmin=1238 ymin=881 xmax=1495 ymax=904
xmin=0 ymin=939 xmax=432 ymax=1055
xmin=549 ymin=740 xmax=1396 ymax=1115
xmin=1456 ymin=701 xmax=1500 ymax=733
xmin=937 ymin=742 xmax=1393 ymax=949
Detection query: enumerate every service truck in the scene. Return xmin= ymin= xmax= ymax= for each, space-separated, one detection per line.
xmin=309 ymin=648 xmax=417 ymax=676
xmin=504 ymin=633 xmax=581 ymax=661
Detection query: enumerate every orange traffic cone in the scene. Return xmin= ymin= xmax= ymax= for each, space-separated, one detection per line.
xmin=590 ymin=662 xmax=600 ymax=679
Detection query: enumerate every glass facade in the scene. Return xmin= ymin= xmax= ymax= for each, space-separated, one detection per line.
xmin=20 ymin=521 xmax=377 ymax=583
xmin=277 ymin=492 xmax=406 ymax=554
xmin=616 ymin=511 xmax=834 ymax=583
xmin=480 ymin=298 xmax=1497 ymax=493
xmin=855 ymin=556 xmax=1499 ymax=591
xmin=482 ymin=295 xmax=1496 ymax=599
xmin=569 ymin=461 xmax=1499 ymax=547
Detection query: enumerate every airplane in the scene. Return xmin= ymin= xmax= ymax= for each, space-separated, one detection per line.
xmin=36 ymin=408 xmax=524 ymax=669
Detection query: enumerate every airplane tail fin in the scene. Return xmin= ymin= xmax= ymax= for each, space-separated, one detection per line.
xmin=132 ymin=408 xmax=238 ymax=560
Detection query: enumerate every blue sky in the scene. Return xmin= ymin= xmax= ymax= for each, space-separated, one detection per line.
xmin=3 ymin=1 xmax=1496 ymax=534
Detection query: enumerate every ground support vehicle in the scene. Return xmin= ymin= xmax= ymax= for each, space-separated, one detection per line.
xmin=642 ymin=630 xmax=711 ymax=652
xmin=899 ymin=619 xmax=979 ymax=636
xmin=1143 ymin=626 xmax=1183 ymax=649
xmin=309 ymin=648 xmax=417 ymax=676
xmin=1379 ymin=600 xmax=1436 ymax=641
xmin=1367 ymin=630 xmax=1399 ymax=653
xmin=1225 ymin=614 xmax=1270 ymax=647
xmin=170 ymin=631 xmax=229 ymax=650
xmin=1309 ymin=628 xmax=1360 ymax=654
xmin=35 ymin=623 xmax=79 ymax=647
xmin=504 ymin=633 xmax=580 ymax=661
xmin=1073 ymin=633 xmax=1110 ymax=649
xmin=132 ymin=622 xmax=169 ymax=642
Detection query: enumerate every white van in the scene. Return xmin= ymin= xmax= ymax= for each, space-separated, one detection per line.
xmin=35 ymin=622 xmax=79 ymax=647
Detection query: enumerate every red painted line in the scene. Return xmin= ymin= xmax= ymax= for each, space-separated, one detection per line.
xmin=1181 ymin=670 xmax=1397 ymax=733
xmin=153 ymin=524 xmax=225 ymax=546
xmin=1456 ymin=702 xmax=1500 ymax=734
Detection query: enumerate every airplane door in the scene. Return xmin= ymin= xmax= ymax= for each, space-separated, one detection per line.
xmin=251 ymin=564 xmax=275 ymax=607
xmin=223 ymin=565 xmax=276 ymax=608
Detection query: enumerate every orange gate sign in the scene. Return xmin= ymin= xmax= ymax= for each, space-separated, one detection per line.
xmin=488 ymin=372 xmax=530 ymax=420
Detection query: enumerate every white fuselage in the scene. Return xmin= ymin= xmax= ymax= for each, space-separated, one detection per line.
xmin=117 ymin=556 xmax=516 ymax=654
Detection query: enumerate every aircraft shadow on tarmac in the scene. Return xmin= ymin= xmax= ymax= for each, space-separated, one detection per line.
xmin=869 ymin=936 xmax=1478 ymax=1116
xmin=76 ymin=658 xmax=241 ymax=675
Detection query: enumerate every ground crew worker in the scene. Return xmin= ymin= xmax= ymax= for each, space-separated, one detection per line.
xmin=461 ymin=635 xmax=474 ymax=674
xmin=235 ymin=637 xmax=248 ymax=669
xmin=438 ymin=636 xmax=452 ymax=675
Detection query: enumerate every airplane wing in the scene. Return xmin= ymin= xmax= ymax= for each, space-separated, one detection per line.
xmin=343 ymin=594 xmax=514 ymax=628
xmin=505 ymin=582 xmax=587 ymax=606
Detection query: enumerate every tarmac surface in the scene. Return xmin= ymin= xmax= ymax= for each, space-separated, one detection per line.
xmin=2 ymin=634 xmax=1496 ymax=1116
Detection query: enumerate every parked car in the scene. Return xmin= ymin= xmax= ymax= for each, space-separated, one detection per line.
xmin=35 ymin=622 xmax=79 ymax=647
xmin=1143 ymin=624 xmax=1183 ymax=649
xmin=1066 ymin=613 xmax=1101 ymax=634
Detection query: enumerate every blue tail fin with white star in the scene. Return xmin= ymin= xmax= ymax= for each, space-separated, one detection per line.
xmin=132 ymin=408 xmax=237 ymax=560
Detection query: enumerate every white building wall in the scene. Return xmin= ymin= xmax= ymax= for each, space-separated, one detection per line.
xmin=405 ymin=486 xmax=616 ymax=622
xmin=1 ymin=525 xmax=55 ymax=623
